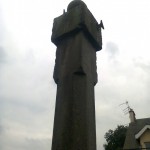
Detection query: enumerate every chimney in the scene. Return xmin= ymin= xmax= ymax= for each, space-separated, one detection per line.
xmin=129 ymin=109 xmax=136 ymax=123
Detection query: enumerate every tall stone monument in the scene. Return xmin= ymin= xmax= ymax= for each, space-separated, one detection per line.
xmin=51 ymin=0 xmax=103 ymax=150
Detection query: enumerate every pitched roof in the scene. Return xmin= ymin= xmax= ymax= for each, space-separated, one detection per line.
xmin=135 ymin=125 xmax=150 ymax=139
xmin=123 ymin=118 xmax=150 ymax=149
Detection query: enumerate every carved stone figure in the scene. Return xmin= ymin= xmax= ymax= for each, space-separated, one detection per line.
xmin=51 ymin=0 xmax=103 ymax=149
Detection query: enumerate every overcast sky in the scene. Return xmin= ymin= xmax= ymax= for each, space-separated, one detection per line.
xmin=0 ymin=0 xmax=150 ymax=150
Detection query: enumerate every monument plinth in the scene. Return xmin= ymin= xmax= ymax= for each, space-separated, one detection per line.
xmin=51 ymin=0 xmax=103 ymax=149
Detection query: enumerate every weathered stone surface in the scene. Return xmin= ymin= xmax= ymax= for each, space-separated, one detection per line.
xmin=53 ymin=31 xmax=97 ymax=85
xmin=51 ymin=1 xmax=102 ymax=51
xmin=51 ymin=0 xmax=103 ymax=150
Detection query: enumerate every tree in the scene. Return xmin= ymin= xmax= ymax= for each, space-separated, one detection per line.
xmin=103 ymin=125 xmax=128 ymax=150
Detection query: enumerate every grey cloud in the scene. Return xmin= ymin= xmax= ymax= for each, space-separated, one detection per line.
xmin=0 ymin=46 xmax=7 ymax=63
xmin=105 ymin=42 xmax=119 ymax=60
xmin=0 ymin=96 xmax=53 ymax=150
xmin=134 ymin=60 xmax=150 ymax=98
xmin=0 ymin=8 xmax=5 ymax=42
xmin=134 ymin=61 xmax=150 ymax=73
xmin=0 ymin=124 xmax=4 ymax=135
xmin=0 ymin=133 xmax=51 ymax=150
xmin=0 ymin=8 xmax=7 ymax=64
xmin=25 ymin=138 xmax=51 ymax=150
xmin=0 ymin=51 xmax=54 ymax=150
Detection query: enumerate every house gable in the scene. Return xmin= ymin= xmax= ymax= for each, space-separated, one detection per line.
xmin=139 ymin=128 xmax=150 ymax=149
xmin=123 ymin=118 xmax=150 ymax=150
xmin=135 ymin=125 xmax=150 ymax=139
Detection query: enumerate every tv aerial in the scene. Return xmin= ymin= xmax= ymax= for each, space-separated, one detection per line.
xmin=119 ymin=101 xmax=131 ymax=115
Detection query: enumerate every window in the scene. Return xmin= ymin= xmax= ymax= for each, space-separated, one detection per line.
xmin=145 ymin=142 xmax=150 ymax=150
